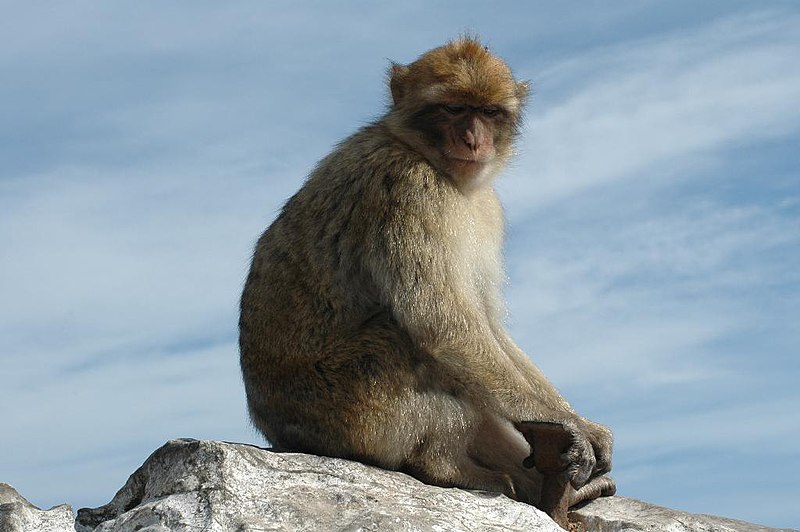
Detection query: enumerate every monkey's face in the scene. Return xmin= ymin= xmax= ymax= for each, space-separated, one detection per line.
xmin=406 ymin=101 xmax=516 ymax=191
xmin=387 ymin=38 xmax=527 ymax=192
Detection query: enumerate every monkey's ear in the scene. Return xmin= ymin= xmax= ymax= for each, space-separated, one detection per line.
xmin=516 ymin=80 xmax=530 ymax=102
xmin=389 ymin=63 xmax=410 ymax=106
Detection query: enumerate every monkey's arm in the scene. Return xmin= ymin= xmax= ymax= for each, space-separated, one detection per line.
xmin=492 ymin=323 xmax=614 ymax=478
xmin=363 ymin=195 xmax=570 ymax=422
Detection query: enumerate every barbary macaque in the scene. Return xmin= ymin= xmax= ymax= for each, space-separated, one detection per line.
xmin=239 ymin=37 xmax=615 ymax=514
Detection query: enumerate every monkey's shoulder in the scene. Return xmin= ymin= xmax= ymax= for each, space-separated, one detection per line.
xmin=309 ymin=124 xmax=435 ymax=192
xmin=285 ymin=122 xmax=502 ymax=237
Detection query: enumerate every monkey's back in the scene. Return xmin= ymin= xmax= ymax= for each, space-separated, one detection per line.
xmin=239 ymin=124 xmax=426 ymax=444
xmin=241 ymin=124 xmax=405 ymax=350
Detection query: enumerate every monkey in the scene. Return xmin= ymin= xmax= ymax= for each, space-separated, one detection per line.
xmin=239 ymin=37 xmax=615 ymax=513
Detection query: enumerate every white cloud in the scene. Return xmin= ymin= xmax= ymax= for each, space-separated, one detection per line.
xmin=507 ymin=195 xmax=798 ymax=394
xmin=2 ymin=342 xmax=255 ymax=509
xmin=502 ymin=10 xmax=800 ymax=215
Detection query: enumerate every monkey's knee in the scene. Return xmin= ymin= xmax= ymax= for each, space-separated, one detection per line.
xmin=467 ymin=414 xmax=543 ymax=504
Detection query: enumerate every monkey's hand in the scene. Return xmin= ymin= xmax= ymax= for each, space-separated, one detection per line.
xmin=579 ymin=417 xmax=613 ymax=478
xmin=516 ymin=419 xmax=597 ymax=489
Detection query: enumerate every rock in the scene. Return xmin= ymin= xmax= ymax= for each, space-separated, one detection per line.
xmin=0 ymin=482 xmax=74 ymax=532
xmin=571 ymin=495 xmax=797 ymax=532
xmin=75 ymin=438 xmax=562 ymax=531
xmin=66 ymin=438 xmax=797 ymax=532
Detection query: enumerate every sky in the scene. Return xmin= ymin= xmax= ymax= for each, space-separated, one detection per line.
xmin=1 ymin=1 xmax=798 ymax=528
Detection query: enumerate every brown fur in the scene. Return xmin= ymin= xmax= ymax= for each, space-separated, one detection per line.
xmin=239 ymin=37 xmax=613 ymax=510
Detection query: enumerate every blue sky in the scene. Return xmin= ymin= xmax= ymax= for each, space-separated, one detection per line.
xmin=1 ymin=2 xmax=798 ymax=528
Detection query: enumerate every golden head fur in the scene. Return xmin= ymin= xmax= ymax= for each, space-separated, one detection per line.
xmin=390 ymin=37 xmax=528 ymax=112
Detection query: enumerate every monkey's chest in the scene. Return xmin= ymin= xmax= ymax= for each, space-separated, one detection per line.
xmin=448 ymin=222 xmax=503 ymax=304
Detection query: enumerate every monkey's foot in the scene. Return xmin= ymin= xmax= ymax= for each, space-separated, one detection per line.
xmin=568 ymin=474 xmax=615 ymax=507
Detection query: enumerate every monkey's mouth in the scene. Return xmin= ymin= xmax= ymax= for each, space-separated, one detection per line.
xmin=448 ymin=156 xmax=492 ymax=166
xmin=447 ymin=157 xmax=493 ymax=174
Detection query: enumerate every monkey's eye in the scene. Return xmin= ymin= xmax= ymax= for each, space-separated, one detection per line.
xmin=481 ymin=107 xmax=501 ymax=117
xmin=443 ymin=104 xmax=467 ymax=114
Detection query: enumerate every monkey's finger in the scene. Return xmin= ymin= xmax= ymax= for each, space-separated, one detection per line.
xmin=561 ymin=445 xmax=595 ymax=488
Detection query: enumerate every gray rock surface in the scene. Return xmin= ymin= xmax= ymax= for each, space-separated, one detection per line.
xmin=5 ymin=438 xmax=793 ymax=531
xmin=75 ymin=438 xmax=562 ymax=531
xmin=0 ymin=482 xmax=74 ymax=532
xmin=571 ymin=496 xmax=797 ymax=532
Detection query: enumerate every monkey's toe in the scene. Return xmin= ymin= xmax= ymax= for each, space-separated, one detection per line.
xmin=568 ymin=475 xmax=616 ymax=507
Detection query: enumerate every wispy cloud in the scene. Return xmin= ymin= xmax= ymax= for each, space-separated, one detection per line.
xmin=507 ymin=196 xmax=798 ymax=388
xmin=502 ymin=10 xmax=800 ymax=213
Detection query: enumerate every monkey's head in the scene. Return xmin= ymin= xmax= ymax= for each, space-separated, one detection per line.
xmin=386 ymin=37 xmax=528 ymax=193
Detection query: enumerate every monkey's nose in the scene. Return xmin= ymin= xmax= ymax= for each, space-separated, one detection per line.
xmin=463 ymin=130 xmax=479 ymax=151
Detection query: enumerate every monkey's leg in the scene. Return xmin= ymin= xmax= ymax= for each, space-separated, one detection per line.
xmin=395 ymin=390 xmax=545 ymax=503
xmin=465 ymin=413 xmax=544 ymax=504
xmin=251 ymin=320 xmax=543 ymax=502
